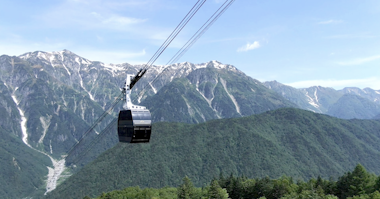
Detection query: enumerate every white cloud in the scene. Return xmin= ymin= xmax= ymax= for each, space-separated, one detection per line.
xmin=102 ymin=15 xmax=146 ymax=26
xmin=37 ymin=1 xmax=147 ymax=31
xmin=337 ymin=55 xmax=380 ymax=66
xmin=285 ymin=77 xmax=380 ymax=90
xmin=318 ymin=19 xmax=343 ymax=25
xmin=90 ymin=12 xmax=147 ymax=27
xmin=237 ymin=41 xmax=260 ymax=52
xmin=102 ymin=0 xmax=151 ymax=8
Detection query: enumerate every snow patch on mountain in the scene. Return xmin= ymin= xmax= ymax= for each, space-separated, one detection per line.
xmin=49 ymin=55 xmax=56 ymax=67
xmin=183 ymin=97 xmax=194 ymax=116
xmin=38 ymin=115 xmax=52 ymax=144
xmin=59 ymin=51 xmax=71 ymax=75
xmin=38 ymin=51 xmax=48 ymax=60
xmin=220 ymin=78 xmax=241 ymax=115
xmin=11 ymin=95 xmax=30 ymax=147
xmin=102 ymin=63 xmax=126 ymax=77
xmin=50 ymin=140 xmax=53 ymax=154
xmin=152 ymin=64 xmax=167 ymax=74
xmin=45 ymin=158 xmax=66 ymax=195
xmin=10 ymin=93 xmax=68 ymax=194
xmin=305 ymin=91 xmax=321 ymax=111
xmin=149 ymin=82 xmax=157 ymax=94
xmin=78 ymin=69 xmax=95 ymax=100
xmin=195 ymin=79 xmax=221 ymax=118
xmin=313 ymin=89 xmax=319 ymax=104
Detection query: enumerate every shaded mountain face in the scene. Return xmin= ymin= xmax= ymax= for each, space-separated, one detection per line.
xmin=264 ymin=81 xmax=380 ymax=119
xmin=142 ymin=68 xmax=295 ymax=123
xmin=0 ymin=54 xmax=103 ymax=159
xmin=46 ymin=108 xmax=380 ymax=199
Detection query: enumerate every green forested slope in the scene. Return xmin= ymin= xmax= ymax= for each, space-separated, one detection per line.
xmin=0 ymin=79 xmax=51 ymax=198
xmin=91 ymin=164 xmax=380 ymax=199
xmin=46 ymin=108 xmax=380 ymax=199
xmin=0 ymin=127 xmax=51 ymax=198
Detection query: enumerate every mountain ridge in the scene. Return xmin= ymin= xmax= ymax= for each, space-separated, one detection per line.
xmin=264 ymin=80 xmax=380 ymax=119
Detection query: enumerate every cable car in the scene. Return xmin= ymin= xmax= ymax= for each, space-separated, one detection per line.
xmin=118 ymin=73 xmax=152 ymax=143
xmin=118 ymin=109 xmax=152 ymax=143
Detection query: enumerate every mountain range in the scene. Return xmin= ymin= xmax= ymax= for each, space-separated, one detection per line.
xmin=0 ymin=49 xmax=379 ymax=198
xmin=263 ymin=81 xmax=380 ymax=119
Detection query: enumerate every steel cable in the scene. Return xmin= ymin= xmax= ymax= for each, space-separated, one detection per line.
xmin=67 ymin=118 xmax=118 ymax=165
xmin=135 ymin=0 xmax=236 ymax=101
xmin=65 ymin=93 xmax=123 ymax=158
xmin=141 ymin=0 xmax=207 ymax=71
xmin=64 ymin=0 xmax=231 ymax=164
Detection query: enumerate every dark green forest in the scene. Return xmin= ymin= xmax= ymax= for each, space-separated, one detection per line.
xmin=46 ymin=108 xmax=380 ymax=199
xmin=0 ymin=126 xmax=51 ymax=198
xmin=89 ymin=164 xmax=380 ymax=199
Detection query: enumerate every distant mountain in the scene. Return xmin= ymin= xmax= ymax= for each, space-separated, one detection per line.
xmin=263 ymin=81 xmax=334 ymax=113
xmin=327 ymin=94 xmax=380 ymax=119
xmin=264 ymin=81 xmax=380 ymax=119
xmin=45 ymin=108 xmax=380 ymax=199
xmin=341 ymin=87 xmax=380 ymax=103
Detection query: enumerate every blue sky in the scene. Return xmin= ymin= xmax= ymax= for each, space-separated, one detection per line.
xmin=1 ymin=0 xmax=380 ymax=89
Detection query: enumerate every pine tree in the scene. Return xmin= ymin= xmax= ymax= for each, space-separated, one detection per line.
xmin=208 ymin=180 xmax=230 ymax=199
xmin=375 ymin=176 xmax=380 ymax=191
xmin=350 ymin=164 xmax=372 ymax=196
xmin=178 ymin=176 xmax=196 ymax=199
xmin=337 ymin=164 xmax=373 ymax=198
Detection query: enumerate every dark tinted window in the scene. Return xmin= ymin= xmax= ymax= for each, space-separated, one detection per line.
xmin=119 ymin=110 xmax=132 ymax=120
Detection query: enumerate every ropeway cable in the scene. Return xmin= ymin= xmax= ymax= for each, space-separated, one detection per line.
xmin=65 ymin=93 xmax=123 ymax=157
xmin=64 ymin=0 xmax=207 ymax=161
xmin=135 ymin=0 xmax=236 ymax=101
xmin=67 ymin=118 xmax=118 ymax=165
xmin=141 ymin=0 xmax=207 ymax=72
xmin=167 ymin=0 xmax=236 ymax=65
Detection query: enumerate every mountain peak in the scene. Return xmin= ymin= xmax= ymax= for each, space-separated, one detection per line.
xmin=19 ymin=50 xmax=92 ymax=68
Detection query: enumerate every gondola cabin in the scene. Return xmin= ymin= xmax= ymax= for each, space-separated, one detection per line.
xmin=118 ymin=109 xmax=152 ymax=143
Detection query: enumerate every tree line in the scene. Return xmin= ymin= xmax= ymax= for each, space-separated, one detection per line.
xmin=88 ymin=164 xmax=380 ymax=199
